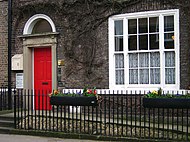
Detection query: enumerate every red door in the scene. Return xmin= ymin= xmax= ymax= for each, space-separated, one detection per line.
xmin=34 ymin=47 xmax=52 ymax=110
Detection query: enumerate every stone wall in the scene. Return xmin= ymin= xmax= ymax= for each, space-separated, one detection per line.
xmin=0 ymin=0 xmax=8 ymax=87
xmin=11 ymin=0 xmax=190 ymax=89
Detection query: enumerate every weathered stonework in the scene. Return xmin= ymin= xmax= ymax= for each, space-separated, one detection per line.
xmin=0 ymin=1 xmax=8 ymax=87
xmin=0 ymin=0 xmax=190 ymax=89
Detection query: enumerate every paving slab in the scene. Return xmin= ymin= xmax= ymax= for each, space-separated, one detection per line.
xmin=0 ymin=134 xmax=106 ymax=142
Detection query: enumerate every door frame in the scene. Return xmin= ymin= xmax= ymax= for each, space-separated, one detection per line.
xmin=20 ymin=33 xmax=58 ymax=91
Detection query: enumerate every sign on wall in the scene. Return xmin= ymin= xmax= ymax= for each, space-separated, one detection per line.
xmin=16 ymin=73 xmax=23 ymax=89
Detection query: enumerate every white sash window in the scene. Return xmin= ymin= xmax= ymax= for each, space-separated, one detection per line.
xmin=109 ymin=9 xmax=179 ymax=90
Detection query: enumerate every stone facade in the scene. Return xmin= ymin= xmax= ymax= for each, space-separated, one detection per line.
xmin=1 ymin=0 xmax=190 ymax=89
xmin=0 ymin=0 xmax=8 ymax=87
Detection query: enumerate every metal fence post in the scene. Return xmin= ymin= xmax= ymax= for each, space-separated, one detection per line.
xmin=13 ymin=89 xmax=17 ymax=128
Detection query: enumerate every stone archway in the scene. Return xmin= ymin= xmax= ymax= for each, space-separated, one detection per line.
xmin=23 ymin=14 xmax=56 ymax=34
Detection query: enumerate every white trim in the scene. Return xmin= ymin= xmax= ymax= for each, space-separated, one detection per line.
xmin=32 ymin=48 xmax=35 ymax=110
xmin=109 ymin=9 xmax=179 ymax=90
xmin=32 ymin=48 xmax=34 ymax=90
xmin=108 ymin=18 xmax=115 ymax=88
xmin=62 ymin=89 xmax=190 ymax=95
xmin=110 ymin=9 xmax=179 ymax=19
xmin=23 ymin=14 xmax=56 ymax=35
xmin=160 ymin=14 xmax=164 ymax=88
xmin=123 ymin=18 xmax=128 ymax=85
xmin=175 ymin=9 xmax=180 ymax=89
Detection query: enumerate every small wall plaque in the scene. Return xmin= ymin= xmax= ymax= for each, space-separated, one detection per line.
xmin=58 ymin=60 xmax=64 ymax=66
xmin=16 ymin=73 xmax=23 ymax=89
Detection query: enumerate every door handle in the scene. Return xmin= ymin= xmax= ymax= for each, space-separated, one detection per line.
xmin=42 ymin=82 xmax=48 ymax=85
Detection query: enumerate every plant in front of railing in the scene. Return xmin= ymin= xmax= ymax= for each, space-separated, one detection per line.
xmin=143 ymin=88 xmax=190 ymax=109
xmin=49 ymin=87 xmax=101 ymax=106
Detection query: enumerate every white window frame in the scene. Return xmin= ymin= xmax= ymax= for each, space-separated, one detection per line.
xmin=109 ymin=9 xmax=180 ymax=90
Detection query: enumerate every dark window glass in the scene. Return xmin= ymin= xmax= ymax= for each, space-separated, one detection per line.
xmin=164 ymin=16 xmax=174 ymax=32
xmin=164 ymin=33 xmax=174 ymax=49
xmin=115 ymin=20 xmax=123 ymax=35
xmin=139 ymin=35 xmax=148 ymax=50
xmin=139 ymin=18 xmax=148 ymax=33
xmin=128 ymin=19 xmax=137 ymax=34
xmin=149 ymin=17 xmax=159 ymax=33
xmin=128 ymin=35 xmax=137 ymax=51
xmin=115 ymin=36 xmax=123 ymax=51
xmin=150 ymin=34 xmax=159 ymax=50
xmin=32 ymin=19 xmax=52 ymax=34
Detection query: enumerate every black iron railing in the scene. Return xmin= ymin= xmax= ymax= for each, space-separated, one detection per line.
xmin=0 ymin=87 xmax=9 ymax=111
xmin=14 ymin=89 xmax=190 ymax=141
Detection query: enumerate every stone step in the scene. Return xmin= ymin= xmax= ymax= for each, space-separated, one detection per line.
xmin=0 ymin=112 xmax=14 ymax=121
xmin=0 ymin=126 xmax=15 ymax=134
xmin=0 ymin=112 xmax=15 ymax=130
xmin=0 ymin=120 xmax=14 ymax=128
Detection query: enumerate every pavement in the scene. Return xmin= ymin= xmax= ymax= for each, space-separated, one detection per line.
xmin=0 ymin=134 xmax=108 ymax=142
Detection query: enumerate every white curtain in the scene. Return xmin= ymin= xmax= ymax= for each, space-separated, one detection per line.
xmin=115 ymin=54 xmax=124 ymax=84
xmin=150 ymin=52 xmax=160 ymax=84
xmin=140 ymin=69 xmax=149 ymax=84
xmin=165 ymin=51 xmax=175 ymax=84
xmin=116 ymin=51 xmax=175 ymax=85
xmin=129 ymin=52 xmax=160 ymax=84
xmin=139 ymin=53 xmax=149 ymax=67
xmin=129 ymin=54 xmax=138 ymax=84
xmin=139 ymin=53 xmax=149 ymax=84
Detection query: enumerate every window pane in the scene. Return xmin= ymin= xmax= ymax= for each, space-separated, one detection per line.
xmin=129 ymin=53 xmax=138 ymax=68
xmin=139 ymin=18 xmax=148 ymax=33
xmin=116 ymin=70 xmax=124 ymax=84
xmin=165 ymin=51 xmax=175 ymax=84
xmin=139 ymin=53 xmax=149 ymax=67
xmin=128 ymin=19 xmax=137 ymax=34
xmin=164 ymin=33 xmax=174 ymax=49
xmin=149 ymin=17 xmax=159 ymax=33
xmin=128 ymin=35 xmax=137 ymax=51
xmin=115 ymin=36 xmax=123 ymax=51
xmin=150 ymin=68 xmax=160 ymax=84
xmin=139 ymin=35 xmax=148 ymax=50
xmin=129 ymin=69 xmax=138 ymax=84
xmin=164 ymin=16 xmax=174 ymax=32
xmin=150 ymin=34 xmax=159 ymax=49
xmin=165 ymin=68 xmax=175 ymax=84
xmin=140 ymin=69 xmax=149 ymax=84
xmin=115 ymin=54 xmax=124 ymax=68
xmin=150 ymin=52 xmax=160 ymax=67
xmin=115 ymin=20 xmax=123 ymax=35
xmin=165 ymin=52 xmax=175 ymax=67
xmin=32 ymin=19 xmax=52 ymax=34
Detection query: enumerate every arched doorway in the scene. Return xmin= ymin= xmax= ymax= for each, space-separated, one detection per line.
xmin=21 ymin=14 xmax=59 ymax=110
